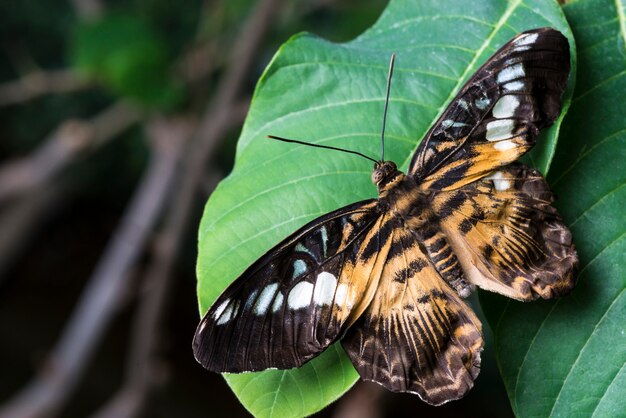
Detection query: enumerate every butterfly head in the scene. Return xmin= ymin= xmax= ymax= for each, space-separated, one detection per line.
xmin=372 ymin=161 xmax=401 ymax=189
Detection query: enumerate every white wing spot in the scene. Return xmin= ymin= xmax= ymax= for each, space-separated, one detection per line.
xmin=442 ymin=119 xmax=469 ymax=128
xmin=244 ymin=289 xmax=259 ymax=310
xmin=288 ymin=281 xmax=314 ymax=310
xmin=272 ymin=292 xmax=284 ymax=313
xmin=313 ymin=272 xmax=337 ymax=306
xmin=497 ymin=64 xmax=525 ymax=83
xmin=320 ymin=226 xmax=328 ymax=256
xmin=475 ymin=98 xmax=491 ymax=110
xmin=485 ymin=171 xmax=512 ymax=191
xmin=486 ymin=119 xmax=514 ymax=141
xmin=334 ymin=283 xmax=353 ymax=308
xmin=458 ymin=98 xmax=469 ymax=110
xmin=216 ymin=300 xmax=240 ymax=325
xmin=515 ymin=32 xmax=539 ymax=46
xmin=504 ymin=81 xmax=525 ymax=91
xmin=494 ymin=139 xmax=517 ymax=151
xmin=492 ymin=95 xmax=519 ymax=119
xmin=254 ymin=283 xmax=279 ymax=316
xmin=292 ymin=259 xmax=307 ymax=279
xmin=212 ymin=299 xmax=230 ymax=320
xmin=295 ymin=242 xmax=314 ymax=257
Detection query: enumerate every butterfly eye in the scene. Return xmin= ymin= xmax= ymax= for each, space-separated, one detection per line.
xmin=371 ymin=169 xmax=383 ymax=185
xmin=384 ymin=161 xmax=397 ymax=174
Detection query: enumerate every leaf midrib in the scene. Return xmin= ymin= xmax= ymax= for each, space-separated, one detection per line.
xmin=615 ymin=0 xmax=626 ymax=50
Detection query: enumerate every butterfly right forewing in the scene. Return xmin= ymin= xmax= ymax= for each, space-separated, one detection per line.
xmin=409 ymin=28 xmax=570 ymax=191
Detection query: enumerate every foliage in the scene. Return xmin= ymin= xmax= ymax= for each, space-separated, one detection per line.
xmin=70 ymin=14 xmax=183 ymax=108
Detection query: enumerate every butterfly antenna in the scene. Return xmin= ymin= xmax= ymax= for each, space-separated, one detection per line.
xmin=381 ymin=53 xmax=395 ymax=162
xmin=267 ymin=135 xmax=378 ymax=164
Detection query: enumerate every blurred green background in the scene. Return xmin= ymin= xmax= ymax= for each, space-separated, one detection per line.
xmin=0 ymin=1 xmax=513 ymax=417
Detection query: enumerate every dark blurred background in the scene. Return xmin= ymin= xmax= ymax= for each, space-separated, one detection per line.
xmin=0 ymin=1 xmax=514 ymax=417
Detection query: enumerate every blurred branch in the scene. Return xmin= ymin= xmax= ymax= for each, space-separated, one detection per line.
xmin=0 ymin=119 xmax=188 ymax=418
xmin=90 ymin=98 xmax=247 ymax=418
xmin=90 ymin=97 xmax=248 ymax=418
xmin=0 ymin=69 xmax=91 ymax=107
xmin=0 ymin=0 xmax=280 ymax=415
xmin=0 ymin=180 xmax=68 ymax=281
xmin=90 ymin=169 xmax=222 ymax=418
xmin=0 ymin=101 xmax=141 ymax=206
xmin=88 ymin=0 xmax=282 ymax=414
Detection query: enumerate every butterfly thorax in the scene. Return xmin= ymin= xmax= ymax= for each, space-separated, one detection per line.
xmin=374 ymin=164 xmax=475 ymax=298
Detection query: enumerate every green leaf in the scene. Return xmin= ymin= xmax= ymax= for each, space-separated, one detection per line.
xmin=481 ymin=0 xmax=626 ymax=416
xmin=196 ymin=0 xmax=574 ymax=416
xmin=70 ymin=14 xmax=183 ymax=108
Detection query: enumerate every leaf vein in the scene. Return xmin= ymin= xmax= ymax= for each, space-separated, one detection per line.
xmin=209 ymin=212 xmax=324 ymax=269
xmin=551 ymin=126 xmax=626 ymax=186
xmin=615 ymin=0 xmax=626 ymax=56
xmin=513 ymin=301 xmax=560 ymax=413
xmin=248 ymin=97 xmax=439 ymax=144
xmin=379 ymin=14 xmax=495 ymax=33
xmin=512 ymin=231 xmax=626 ymax=414
xmin=268 ymin=371 xmax=288 ymax=418
xmin=569 ymin=182 xmax=626 ymax=228
xmin=572 ymin=68 xmax=626 ymax=104
xmin=206 ymin=170 xmax=366 ymax=235
xmin=591 ymin=362 xmax=626 ymax=417
xmin=548 ymin=288 xmax=626 ymax=417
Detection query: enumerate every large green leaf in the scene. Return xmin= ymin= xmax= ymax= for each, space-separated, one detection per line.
xmin=481 ymin=0 xmax=626 ymax=416
xmin=196 ymin=0 xmax=574 ymax=416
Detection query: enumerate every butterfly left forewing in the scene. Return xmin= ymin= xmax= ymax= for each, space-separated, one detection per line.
xmin=193 ymin=199 xmax=397 ymax=372
xmin=409 ymin=28 xmax=570 ymax=191
xmin=340 ymin=226 xmax=483 ymax=405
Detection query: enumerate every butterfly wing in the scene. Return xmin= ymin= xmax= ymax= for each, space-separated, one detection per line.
xmin=408 ymin=27 xmax=570 ymax=191
xmin=340 ymin=225 xmax=483 ymax=405
xmin=193 ymin=199 xmax=399 ymax=372
xmin=405 ymin=28 xmax=577 ymax=299
xmin=431 ymin=163 xmax=577 ymax=300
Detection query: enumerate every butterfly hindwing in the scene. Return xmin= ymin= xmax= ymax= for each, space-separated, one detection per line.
xmin=431 ymin=163 xmax=577 ymax=300
xmin=193 ymin=199 xmax=396 ymax=372
xmin=340 ymin=226 xmax=483 ymax=405
xmin=409 ymin=28 xmax=570 ymax=191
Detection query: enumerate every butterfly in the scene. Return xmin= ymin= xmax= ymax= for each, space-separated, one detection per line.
xmin=193 ymin=27 xmax=578 ymax=405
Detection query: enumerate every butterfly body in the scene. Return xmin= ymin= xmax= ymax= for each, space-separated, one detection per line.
xmin=373 ymin=166 xmax=473 ymax=298
xmin=194 ymin=27 xmax=577 ymax=405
